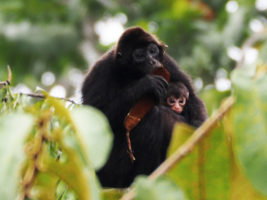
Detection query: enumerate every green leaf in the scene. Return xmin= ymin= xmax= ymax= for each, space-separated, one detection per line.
xmin=201 ymin=88 xmax=231 ymax=115
xmin=0 ymin=112 xmax=34 ymax=199
xmin=72 ymin=106 xmax=113 ymax=170
xmin=134 ymin=176 xmax=186 ymax=200
xmin=30 ymin=173 xmax=58 ymax=200
xmin=167 ymin=120 xmax=231 ymax=199
xmin=102 ymin=189 xmax=126 ymax=200
xmin=231 ymin=68 xmax=267 ymax=196
xmin=224 ymin=114 xmax=267 ymax=200
xmin=37 ymin=144 xmax=99 ymax=200
xmin=167 ymin=123 xmax=195 ymax=157
xmin=202 ymin=124 xmax=231 ymax=200
xmin=166 ymin=124 xmax=198 ymax=200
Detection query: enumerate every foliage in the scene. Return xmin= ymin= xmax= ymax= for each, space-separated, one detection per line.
xmin=0 ymin=87 xmax=113 ymax=200
xmin=134 ymin=176 xmax=186 ymax=200
xmin=231 ymin=66 xmax=267 ymax=196
xmin=1 ymin=0 xmax=267 ymax=200
xmin=1 ymin=56 xmax=267 ymax=199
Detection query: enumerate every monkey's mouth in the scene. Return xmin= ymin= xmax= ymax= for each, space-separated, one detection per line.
xmin=154 ymin=61 xmax=163 ymax=69
xmin=142 ymin=61 xmax=161 ymax=74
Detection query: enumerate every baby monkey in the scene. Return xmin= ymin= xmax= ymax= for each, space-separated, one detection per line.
xmin=165 ymin=82 xmax=189 ymax=114
xmin=160 ymin=82 xmax=190 ymax=152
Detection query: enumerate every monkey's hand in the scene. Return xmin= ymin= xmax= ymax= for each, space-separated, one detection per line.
xmin=134 ymin=75 xmax=168 ymax=103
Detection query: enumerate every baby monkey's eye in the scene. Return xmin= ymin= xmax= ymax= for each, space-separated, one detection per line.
xmin=178 ymin=97 xmax=186 ymax=106
xmin=167 ymin=96 xmax=176 ymax=105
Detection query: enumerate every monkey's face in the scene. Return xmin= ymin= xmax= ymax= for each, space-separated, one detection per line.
xmin=166 ymin=82 xmax=189 ymax=114
xmin=115 ymin=27 xmax=166 ymax=76
xmin=132 ymin=43 xmax=162 ymax=75
xmin=167 ymin=95 xmax=187 ymax=114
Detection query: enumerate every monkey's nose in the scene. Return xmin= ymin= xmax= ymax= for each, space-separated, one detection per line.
xmin=149 ymin=59 xmax=156 ymax=65
xmin=149 ymin=59 xmax=162 ymax=68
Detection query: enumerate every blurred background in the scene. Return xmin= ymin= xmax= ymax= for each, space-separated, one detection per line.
xmin=0 ymin=0 xmax=266 ymax=103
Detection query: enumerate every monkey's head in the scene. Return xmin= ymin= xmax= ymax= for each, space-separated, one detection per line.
xmin=165 ymin=82 xmax=189 ymax=114
xmin=115 ymin=27 xmax=167 ymax=75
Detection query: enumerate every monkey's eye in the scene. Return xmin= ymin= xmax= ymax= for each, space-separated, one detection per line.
xmin=147 ymin=43 xmax=159 ymax=56
xmin=178 ymin=97 xmax=186 ymax=106
xmin=167 ymin=96 xmax=176 ymax=106
xmin=133 ymin=48 xmax=146 ymax=62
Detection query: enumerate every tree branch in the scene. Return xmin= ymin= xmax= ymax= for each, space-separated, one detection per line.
xmin=22 ymin=93 xmax=78 ymax=104
xmin=0 ymin=66 xmax=77 ymax=104
xmin=120 ymin=96 xmax=235 ymax=200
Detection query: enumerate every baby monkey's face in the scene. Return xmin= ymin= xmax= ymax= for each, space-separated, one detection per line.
xmin=167 ymin=95 xmax=187 ymax=114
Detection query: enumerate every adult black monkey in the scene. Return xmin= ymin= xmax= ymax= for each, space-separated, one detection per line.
xmin=82 ymin=27 xmax=207 ymax=187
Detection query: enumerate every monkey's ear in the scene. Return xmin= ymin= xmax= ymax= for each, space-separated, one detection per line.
xmin=117 ymin=52 xmax=122 ymax=58
xmin=186 ymin=92 xmax=189 ymax=99
xmin=114 ymin=51 xmax=122 ymax=61
xmin=159 ymin=43 xmax=168 ymax=56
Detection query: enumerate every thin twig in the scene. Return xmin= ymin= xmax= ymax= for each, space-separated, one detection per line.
xmin=7 ymin=65 xmax=12 ymax=83
xmin=120 ymin=96 xmax=235 ymax=200
xmin=0 ymin=65 xmax=12 ymax=87
xmin=0 ymin=66 xmax=77 ymax=104
xmin=22 ymin=93 xmax=78 ymax=104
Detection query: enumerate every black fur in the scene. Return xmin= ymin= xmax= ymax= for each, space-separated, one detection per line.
xmin=165 ymin=82 xmax=189 ymax=100
xmin=82 ymin=27 xmax=207 ymax=187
